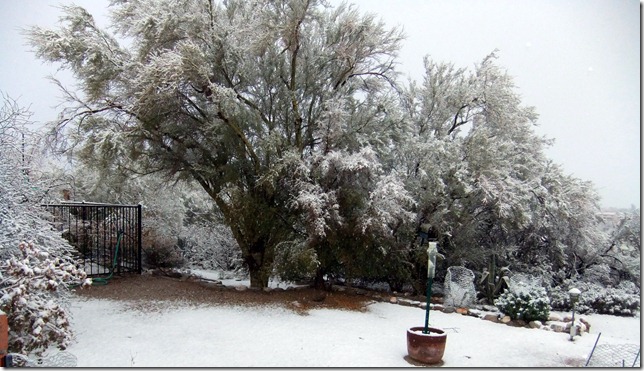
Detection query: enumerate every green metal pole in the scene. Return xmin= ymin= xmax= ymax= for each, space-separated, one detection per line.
xmin=423 ymin=276 xmax=433 ymax=334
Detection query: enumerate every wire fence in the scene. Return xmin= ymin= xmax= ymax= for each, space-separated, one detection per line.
xmin=585 ymin=343 xmax=640 ymax=367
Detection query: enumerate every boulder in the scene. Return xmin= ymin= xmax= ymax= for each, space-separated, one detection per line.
xmin=500 ymin=315 xmax=512 ymax=324
xmin=482 ymin=305 xmax=499 ymax=312
xmin=550 ymin=323 xmax=566 ymax=333
xmin=529 ymin=320 xmax=543 ymax=329
xmin=456 ymin=307 xmax=469 ymax=315
xmin=483 ymin=314 xmax=499 ymax=323
xmin=548 ymin=313 xmax=563 ymax=322
xmin=389 ymin=296 xmax=398 ymax=304
xmin=579 ymin=318 xmax=591 ymax=332
xmin=508 ymin=319 xmax=527 ymax=327
xmin=442 ymin=306 xmax=456 ymax=314
xmin=467 ymin=309 xmax=482 ymax=318
xmin=398 ymin=299 xmax=416 ymax=307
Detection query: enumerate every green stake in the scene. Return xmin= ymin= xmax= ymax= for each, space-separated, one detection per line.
xmin=424 ymin=241 xmax=438 ymax=334
xmin=423 ymin=276 xmax=433 ymax=334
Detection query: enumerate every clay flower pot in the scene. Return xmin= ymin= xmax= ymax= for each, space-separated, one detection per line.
xmin=406 ymin=326 xmax=447 ymax=364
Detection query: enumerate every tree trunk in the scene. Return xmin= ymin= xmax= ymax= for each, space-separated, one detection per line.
xmin=243 ymin=242 xmax=277 ymax=289
xmin=248 ymin=264 xmax=271 ymax=288
xmin=314 ymin=268 xmax=327 ymax=291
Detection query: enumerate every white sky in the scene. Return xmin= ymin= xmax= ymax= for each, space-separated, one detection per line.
xmin=0 ymin=0 xmax=640 ymax=209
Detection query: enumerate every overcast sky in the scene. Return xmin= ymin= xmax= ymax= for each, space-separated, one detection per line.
xmin=0 ymin=0 xmax=640 ymax=209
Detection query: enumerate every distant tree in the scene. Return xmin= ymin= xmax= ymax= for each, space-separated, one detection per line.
xmin=27 ymin=0 xmax=404 ymax=287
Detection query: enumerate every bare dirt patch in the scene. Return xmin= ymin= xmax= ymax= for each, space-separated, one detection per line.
xmin=71 ymin=273 xmax=372 ymax=314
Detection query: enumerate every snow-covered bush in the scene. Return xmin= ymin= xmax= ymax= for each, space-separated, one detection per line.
xmin=180 ymin=223 xmax=243 ymax=273
xmin=548 ymin=280 xmax=640 ymax=316
xmin=141 ymin=229 xmax=184 ymax=269
xmin=495 ymin=284 xmax=550 ymax=322
xmin=0 ymin=241 xmax=91 ymax=356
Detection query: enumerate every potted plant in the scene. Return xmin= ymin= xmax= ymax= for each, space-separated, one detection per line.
xmin=406 ymin=240 xmax=447 ymax=365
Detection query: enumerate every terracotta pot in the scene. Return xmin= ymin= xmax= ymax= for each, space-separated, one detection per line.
xmin=406 ymin=326 xmax=447 ymax=364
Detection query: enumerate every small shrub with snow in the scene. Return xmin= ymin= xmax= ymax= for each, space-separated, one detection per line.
xmin=142 ymin=229 xmax=184 ymax=269
xmin=0 ymin=241 xmax=91 ymax=356
xmin=548 ymin=280 xmax=640 ymax=316
xmin=495 ymin=283 xmax=550 ymax=322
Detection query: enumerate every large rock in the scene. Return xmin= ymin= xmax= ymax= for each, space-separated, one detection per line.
xmin=548 ymin=313 xmax=563 ymax=322
xmin=442 ymin=306 xmax=456 ymax=314
xmin=389 ymin=296 xmax=398 ymax=304
xmin=500 ymin=315 xmax=512 ymax=324
xmin=529 ymin=320 xmax=543 ymax=329
xmin=456 ymin=307 xmax=469 ymax=315
xmin=508 ymin=319 xmax=527 ymax=327
xmin=580 ymin=318 xmax=591 ymax=332
xmin=483 ymin=314 xmax=499 ymax=323
xmin=549 ymin=322 xmax=566 ymax=332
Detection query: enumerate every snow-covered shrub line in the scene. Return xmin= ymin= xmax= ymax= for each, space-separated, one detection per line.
xmin=548 ymin=280 xmax=640 ymax=316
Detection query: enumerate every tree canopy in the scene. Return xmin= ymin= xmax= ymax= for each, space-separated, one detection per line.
xmin=26 ymin=0 xmax=639 ymax=291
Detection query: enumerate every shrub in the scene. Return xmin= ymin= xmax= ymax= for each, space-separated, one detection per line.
xmin=548 ymin=280 xmax=640 ymax=316
xmin=495 ymin=284 xmax=550 ymax=322
xmin=0 ymin=241 xmax=91 ymax=356
xmin=142 ymin=230 xmax=184 ymax=269
xmin=273 ymin=241 xmax=319 ymax=283
xmin=180 ymin=223 xmax=244 ymax=273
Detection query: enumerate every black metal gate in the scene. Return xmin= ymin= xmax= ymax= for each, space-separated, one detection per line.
xmin=42 ymin=202 xmax=142 ymax=276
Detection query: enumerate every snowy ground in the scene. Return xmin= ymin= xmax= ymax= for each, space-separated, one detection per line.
xmin=61 ymin=277 xmax=640 ymax=367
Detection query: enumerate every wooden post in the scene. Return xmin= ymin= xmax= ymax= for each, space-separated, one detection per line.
xmin=0 ymin=311 xmax=8 ymax=367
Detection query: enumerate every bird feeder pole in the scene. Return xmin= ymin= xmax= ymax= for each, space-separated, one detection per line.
xmin=424 ymin=240 xmax=438 ymax=334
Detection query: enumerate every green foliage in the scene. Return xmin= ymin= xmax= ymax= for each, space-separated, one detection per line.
xmin=273 ymin=241 xmax=319 ymax=283
xmin=494 ymin=286 xmax=550 ymax=322
xmin=478 ymin=254 xmax=510 ymax=303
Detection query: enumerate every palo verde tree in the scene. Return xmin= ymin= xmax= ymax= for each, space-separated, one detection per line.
xmin=395 ymin=52 xmax=609 ymax=290
xmin=27 ymin=0 xmax=404 ymax=287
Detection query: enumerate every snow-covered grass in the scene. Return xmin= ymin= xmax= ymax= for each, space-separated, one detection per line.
xmin=63 ymin=292 xmax=640 ymax=367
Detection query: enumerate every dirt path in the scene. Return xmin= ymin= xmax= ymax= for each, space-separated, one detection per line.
xmin=71 ymin=273 xmax=372 ymax=314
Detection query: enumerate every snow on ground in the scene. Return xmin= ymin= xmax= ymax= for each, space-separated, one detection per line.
xmin=64 ymin=295 xmax=640 ymax=367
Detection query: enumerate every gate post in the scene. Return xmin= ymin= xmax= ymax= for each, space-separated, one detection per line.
xmin=0 ymin=311 xmax=8 ymax=366
xmin=137 ymin=204 xmax=143 ymax=274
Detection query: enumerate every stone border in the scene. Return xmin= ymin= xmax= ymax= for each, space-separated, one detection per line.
xmin=328 ymin=284 xmax=591 ymax=336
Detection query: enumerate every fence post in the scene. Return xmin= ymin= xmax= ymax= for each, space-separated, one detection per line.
xmin=0 ymin=311 xmax=8 ymax=367
xmin=137 ymin=204 xmax=143 ymax=274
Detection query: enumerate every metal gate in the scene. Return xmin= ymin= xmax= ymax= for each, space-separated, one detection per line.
xmin=42 ymin=202 xmax=142 ymax=276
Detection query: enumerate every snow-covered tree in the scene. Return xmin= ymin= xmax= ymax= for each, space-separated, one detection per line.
xmin=27 ymin=0 xmax=404 ymax=288
xmin=0 ymin=93 xmax=90 ymax=356
xmin=395 ymin=53 xmax=612 ymax=290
